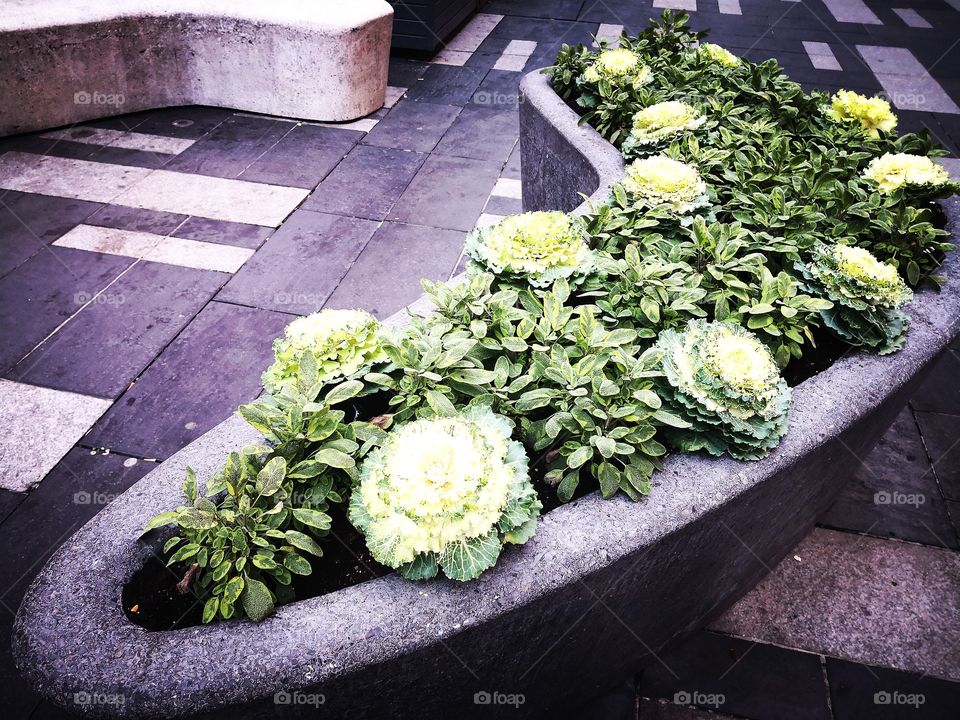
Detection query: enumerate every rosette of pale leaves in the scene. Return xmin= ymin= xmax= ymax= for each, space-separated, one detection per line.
xmin=619 ymin=155 xmax=709 ymax=213
xmin=698 ymin=43 xmax=741 ymax=67
xmin=623 ymin=101 xmax=706 ymax=153
xmin=825 ymin=90 xmax=897 ymax=139
xmin=582 ymin=48 xmax=652 ymax=87
xmin=796 ymin=243 xmax=913 ymax=354
xmin=262 ymin=309 xmax=386 ymax=395
xmin=861 ymin=152 xmax=953 ymax=194
xmin=655 ymin=320 xmax=791 ymax=460
xmin=348 ymin=405 xmax=541 ymax=581
xmin=464 ymin=211 xmax=595 ymax=287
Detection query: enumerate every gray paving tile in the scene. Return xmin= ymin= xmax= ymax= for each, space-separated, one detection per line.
xmin=503 ymin=140 xmax=521 ymax=180
xmin=217 ymin=210 xmax=379 ymax=315
xmin=7 ymin=261 xmax=223 ymax=399
xmin=303 ymin=145 xmax=426 ymax=221
xmin=820 ymin=408 xmax=959 ymax=548
xmin=403 ymin=64 xmax=488 ymax=105
xmin=91 ymin=106 xmax=232 ymax=140
xmin=485 ymin=0 xmax=586 ymax=20
xmin=388 ymin=58 xmax=430 ymax=87
xmin=238 ymin=124 xmax=362 ymax=189
xmin=161 ymin=114 xmax=292 ymax=178
xmin=171 ymin=216 xmax=273 ymax=250
xmin=86 ymin=204 xmax=188 ymax=235
xmin=325 ymin=221 xmax=465 ymax=319
xmin=910 ymin=349 xmax=960 ymax=414
xmin=362 ymin=100 xmax=462 ymax=153
xmin=827 ymin=658 xmax=960 ymax=719
xmin=389 ymin=154 xmax=503 ymax=231
xmin=0 ymin=191 xmax=105 ymax=277
xmin=84 ymin=301 xmax=289 ymax=459
xmin=640 ymin=630 xmax=831 ymax=720
xmin=434 ymin=105 xmax=519 ymax=163
xmin=710 ymin=528 xmax=960 ymax=681
xmin=0 ymin=488 xmax=25 ymax=525
xmin=0 ymin=246 xmax=133 ymax=373
xmin=484 ymin=194 xmax=523 ymax=216
xmin=0 ymin=380 xmax=111 ymax=492
xmin=469 ymin=69 xmax=523 ymax=109
xmin=915 ymin=410 xmax=960 ymax=501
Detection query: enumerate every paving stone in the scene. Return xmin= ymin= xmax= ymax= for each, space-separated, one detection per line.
xmin=238 ymin=124 xmax=363 ymax=189
xmin=484 ymin=194 xmax=523 ymax=216
xmin=389 ymin=154 xmax=503 ymax=231
xmin=84 ymin=302 xmax=289 ymax=459
xmin=710 ymin=528 xmax=960 ymax=681
xmin=0 ymin=488 xmax=25 ymax=525
xmin=161 ymin=114 xmax=293 ymax=178
xmin=827 ymin=658 xmax=960 ymax=719
xmin=434 ymin=105 xmax=519 ymax=163
xmin=170 ymin=216 xmax=273 ymax=250
xmin=484 ymin=0 xmax=587 ymax=20
xmin=640 ymin=630 xmax=831 ymax=720
xmin=910 ymin=348 xmax=960 ymax=414
xmin=218 ymin=210 xmax=379 ymax=315
xmin=0 ymin=190 xmax=105 ymax=277
xmin=561 ymin=680 xmax=637 ymax=720
xmin=42 ymin=127 xmax=195 ymax=155
xmin=0 ymin=152 xmax=152 ymax=204
xmin=469 ymin=69 xmax=523 ymax=110
xmin=915 ymin=410 xmax=960 ymax=501
xmin=86 ymin=204 xmax=188 ymax=236
xmin=820 ymin=408 xmax=959 ymax=548
xmin=0 ymin=246 xmax=133 ymax=373
xmin=388 ymin=58 xmax=431 ymax=87
xmin=303 ymin=145 xmax=426 ymax=221
xmin=637 ymin=696 xmax=740 ymax=719
xmin=503 ymin=140 xmax=521 ymax=180
xmin=0 ymin=380 xmax=112 ymax=492
xmin=404 ymin=64 xmax=488 ymax=105
xmin=362 ymin=100 xmax=462 ymax=153
xmin=325 ymin=221 xmax=465 ymax=319
xmin=91 ymin=106 xmax=232 ymax=139
xmin=8 ymin=261 xmax=223 ymax=399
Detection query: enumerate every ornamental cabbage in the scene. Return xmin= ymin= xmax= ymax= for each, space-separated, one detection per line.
xmin=862 ymin=152 xmax=952 ymax=194
xmin=348 ymin=405 xmax=541 ymax=581
xmin=625 ymin=101 xmax=706 ymax=147
xmin=583 ymin=48 xmax=652 ymax=87
xmin=698 ymin=43 xmax=740 ymax=67
xmin=655 ymin=320 xmax=791 ymax=460
xmin=796 ymin=243 xmax=913 ymax=354
xmin=262 ymin=309 xmax=386 ymax=395
xmin=620 ymin=155 xmax=709 ymax=213
xmin=464 ymin=211 xmax=594 ymax=287
xmin=826 ymin=90 xmax=897 ymax=138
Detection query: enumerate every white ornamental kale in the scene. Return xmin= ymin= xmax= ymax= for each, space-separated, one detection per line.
xmin=655 ymin=320 xmax=791 ymax=460
xmin=796 ymin=243 xmax=913 ymax=354
xmin=262 ymin=309 xmax=387 ymax=396
xmin=348 ymin=405 xmax=541 ymax=581
xmin=464 ymin=211 xmax=595 ymax=287
xmin=618 ymin=155 xmax=710 ymax=214
xmin=621 ymin=101 xmax=707 ymax=156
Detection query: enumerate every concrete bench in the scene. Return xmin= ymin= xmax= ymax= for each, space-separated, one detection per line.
xmin=0 ymin=0 xmax=393 ymax=136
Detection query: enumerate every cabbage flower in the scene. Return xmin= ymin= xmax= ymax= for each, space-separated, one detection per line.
xmin=464 ymin=211 xmax=594 ymax=287
xmin=620 ymin=155 xmax=709 ymax=213
xmin=262 ymin=309 xmax=386 ymax=395
xmin=655 ymin=320 xmax=791 ymax=460
xmin=583 ymin=48 xmax=652 ymax=87
xmin=349 ymin=406 xmax=541 ymax=581
xmin=826 ymin=90 xmax=897 ymax=138
xmin=796 ymin=243 xmax=913 ymax=354
xmin=627 ymin=101 xmax=706 ymax=146
xmin=699 ymin=43 xmax=740 ymax=67
xmin=862 ymin=152 xmax=952 ymax=194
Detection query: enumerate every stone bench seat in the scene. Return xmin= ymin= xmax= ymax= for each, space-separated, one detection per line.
xmin=0 ymin=0 xmax=393 ymax=136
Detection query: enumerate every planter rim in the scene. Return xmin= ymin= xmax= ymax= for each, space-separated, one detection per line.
xmin=12 ymin=69 xmax=960 ymax=718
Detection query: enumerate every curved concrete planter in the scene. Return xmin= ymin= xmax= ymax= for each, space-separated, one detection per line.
xmin=13 ymin=71 xmax=960 ymax=719
xmin=0 ymin=0 xmax=393 ymax=136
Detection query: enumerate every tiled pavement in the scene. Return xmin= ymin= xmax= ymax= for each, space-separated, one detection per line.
xmin=1 ymin=1 xmax=959 ymax=717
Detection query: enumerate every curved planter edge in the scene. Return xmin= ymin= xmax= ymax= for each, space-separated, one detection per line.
xmin=12 ymin=70 xmax=960 ymax=719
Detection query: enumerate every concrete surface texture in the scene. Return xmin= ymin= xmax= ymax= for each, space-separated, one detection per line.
xmin=0 ymin=0 xmax=393 ymax=134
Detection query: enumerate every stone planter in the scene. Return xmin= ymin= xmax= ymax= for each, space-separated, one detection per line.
xmin=12 ymin=70 xmax=960 ymax=719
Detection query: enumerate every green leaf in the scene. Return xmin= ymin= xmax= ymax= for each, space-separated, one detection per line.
xmin=241 ymin=577 xmax=274 ymax=622
xmin=255 ymin=456 xmax=286 ymax=497
xmin=314 ymin=448 xmax=355 ymax=469
xmin=141 ymin=511 xmax=179 ymax=536
xmin=426 ymin=390 xmax=457 ymax=417
xmin=567 ymin=445 xmax=593 ymax=469
xmin=292 ymin=508 xmax=333 ymax=530
xmin=398 ymin=553 xmax=439 ymax=580
xmin=223 ymin=575 xmax=245 ymax=604
xmin=325 ymin=379 xmax=364 ymax=405
xmin=285 ymin=530 xmax=324 ymax=557
xmin=283 ymin=553 xmax=312 ymax=576
xmin=439 ymin=529 xmax=502 ymax=581
xmin=202 ymin=596 xmax=220 ymax=623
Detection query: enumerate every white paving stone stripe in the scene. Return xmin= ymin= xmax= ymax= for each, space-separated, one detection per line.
xmin=433 ymin=12 xmax=503 ymax=65
xmin=0 ymin=379 xmax=112 ymax=492
xmin=653 ymin=0 xmax=697 ymax=10
xmin=54 ymin=224 xmax=254 ymax=274
xmin=42 ymin=127 xmax=195 ymax=155
xmin=594 ymin=24 xmax=624 ymax=47
xmin=803 ymin=41 xmax=843 ymax=71
xmin=821 ymin=0 xmax=882 ymax=24
xmin=0 ymin=153 xmax=309 ymax=226
xmin=494 ymin=39 xmax=538 ymax=72
xmin=718 ymin=0 xmax=743 ymax=15
xmin=857 ymin=45 xmax=960 ymax=114
xmin=892 ymin=8 xmax=933 ymax=28
xmin=491 ymin=177 xmax=522 ymax=199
